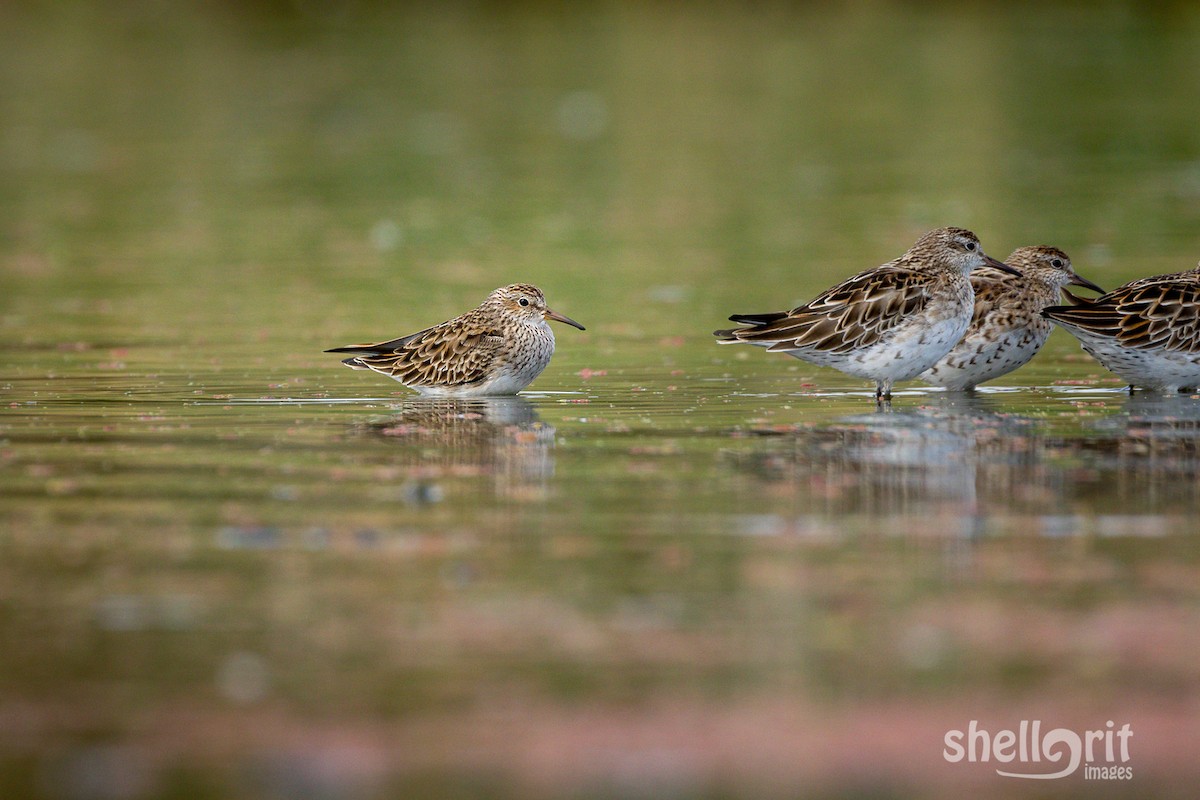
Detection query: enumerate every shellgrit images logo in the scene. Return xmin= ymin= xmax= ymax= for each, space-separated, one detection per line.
xmin=943 ymin=720 xmax=1133 ymax=780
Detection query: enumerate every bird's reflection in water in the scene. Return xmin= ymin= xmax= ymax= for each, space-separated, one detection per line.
xmin=729 ymin=390 xmax=1200 ymax=536
xmin=732 ymin=393 xmax=1022 ymax=529
xmin=354 ymin=396 xmax=555 ymax=501
xmin=1094 ymin=391 xmax=1200 ymax=442
xmin=1067 ymin=392 xmax=1200 ymax=515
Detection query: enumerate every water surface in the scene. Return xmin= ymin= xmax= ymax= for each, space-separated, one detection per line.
xmin=3 ymin=3 xmax=1200 ymax=798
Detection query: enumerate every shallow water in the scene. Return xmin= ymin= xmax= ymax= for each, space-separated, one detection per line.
xmin=3 ymin=3 xmax=1200 ymax=799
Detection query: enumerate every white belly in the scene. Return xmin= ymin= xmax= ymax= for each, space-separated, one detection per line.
xmin=1073 ymin=331 xmax=1200 ymax=391
xmin=921 ymin=326 xmax=1049 ymax=390
xmin=803 ymin=312 xmax=971 ymax=383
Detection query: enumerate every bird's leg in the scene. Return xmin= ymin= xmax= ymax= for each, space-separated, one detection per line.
xmin=875 ymin=379 xmax=894 ymax=406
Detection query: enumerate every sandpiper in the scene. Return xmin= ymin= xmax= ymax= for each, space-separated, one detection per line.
xmin=920 ymin=246 xmax=1104 ymax=390
xmin=714 ymin=226 xmax=1018 ymax=400
xmin=326 ymin=284 xmax=585 ymax=396
xmin=1041 ymin=263 xmax=1200 ymax=392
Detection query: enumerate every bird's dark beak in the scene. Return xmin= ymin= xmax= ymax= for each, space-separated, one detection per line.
xmin=545 ymin=308 xmax=585 ymax=331
xmin=984 ymin=254 xmax=1022 ymax=277
xmin=1069 ymin=273 xmax=1105 ymax=294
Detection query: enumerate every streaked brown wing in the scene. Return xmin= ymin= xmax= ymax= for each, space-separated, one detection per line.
xmin=730 ymin=266 xmax=934 ymax=354
xmin=1114 ymin=280 xmax=1200 ymax=353
xmin=350 ymin=320 xmax=505 ymax=387
xmin=1046 ymin=278 xmax=1200 ymax=354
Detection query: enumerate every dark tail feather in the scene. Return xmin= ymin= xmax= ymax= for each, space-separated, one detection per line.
xmin=1058 ymin=289 xmax=1095 ymax=307
xmin=1042 ymin=289 xmax=1103 ymax=321
xmin=325 ymin=345 xmax=383 ymax=355
xmin=325 ymin=329 xmax=426 ymax=357
xmin=1040 ymin=305 xmax=1069 ymax=321
xmin=728 ymin=311 xmax=789 ymax=325
xmin=716 ymin=310 xmax=793 ymax=341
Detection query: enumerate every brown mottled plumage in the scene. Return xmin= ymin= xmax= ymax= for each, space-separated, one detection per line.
xmin=326 ymin=284 xmax=584 ymax=395
xmin=1042 ymin=263 xmax=1200 ymax=391
xmin=920 ymin=246 xmax=1104 ymax=390
xmin=714 ymin=227 xmax=1019 ymax=400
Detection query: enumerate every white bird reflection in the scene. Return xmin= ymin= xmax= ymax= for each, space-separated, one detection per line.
xmin=1095 ymin=391 xmax=1200 ymax=438
xmin=726 ymin=390 xmax=1200 ymax=539
xmin=353 ymin=396 xmax=556 ymax=501
xmin=1073 ymin=392 xmax=1200 ymax=516
xmin=731 ymin=394 xmax=1021 ymax=527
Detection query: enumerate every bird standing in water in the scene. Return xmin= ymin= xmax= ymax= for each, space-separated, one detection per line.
xmin=1042 ymin=264 xmax=1200 ymax=392
xmin=327 ymin=284 xmax=584 ymax=396
xmin=714 ymin=226 xmax=1019 ymax=400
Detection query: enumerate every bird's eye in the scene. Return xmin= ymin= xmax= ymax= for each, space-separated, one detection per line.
xmin=1051 ymin=258 xmax=1064 ymax=268
xmin=964 ymin=241 xmax=977 ymax=252
xmin=518 ymin=297 xmax=530 ymax=307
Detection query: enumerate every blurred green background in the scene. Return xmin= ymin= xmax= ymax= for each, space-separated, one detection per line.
xmin=5 ymin=1 xmax=1200 ymax=344
xmin=3 ymin=2 xmax=1200 ymax=799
